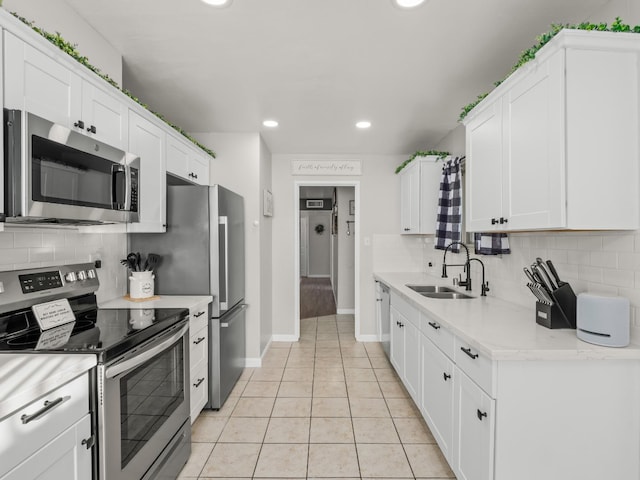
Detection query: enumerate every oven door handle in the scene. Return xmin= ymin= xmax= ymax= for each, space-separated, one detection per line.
xmin=105 ymin=324 xmax=188 ymax=379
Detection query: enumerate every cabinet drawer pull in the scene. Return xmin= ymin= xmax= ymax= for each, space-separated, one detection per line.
xmin=81 ymin=435 xmax=95 ymax=450
xmin=193 ymin=377 xmax=205 ymax=388
xmin=477 ymin=409 xmax=487 ymax=421
xmin=21 ymin=396 xmax=68 ymax=424
xmin=443 ymin=372 xmax=451 ymax=381
xmin=428 ymin=321 xmax=441 ymax=330
xmin=461 ymin=347 xmax=479 ymax=359
xmin=74 ymin=120 xmax=85 ymax=129
xmin=193 ymin=336 xmax=206 ymax=345
xmin=193 ymin=311 xmax=206 ymax=318
xmin=86 ymin=125 xmax=97 ymax=134
xmin=491 ymin=218 xmax=498 ymax=225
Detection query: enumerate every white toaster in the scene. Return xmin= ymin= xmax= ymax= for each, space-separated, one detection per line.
xmin=576 ymin=293 xmax=630 ymax=347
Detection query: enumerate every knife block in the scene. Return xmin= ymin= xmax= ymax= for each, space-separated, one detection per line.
xmin=535 ymin=283 xmax=577 ymax=329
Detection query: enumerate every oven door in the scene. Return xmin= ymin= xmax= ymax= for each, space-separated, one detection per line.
xmin=98 ymin=321 xmax=190 ymax=480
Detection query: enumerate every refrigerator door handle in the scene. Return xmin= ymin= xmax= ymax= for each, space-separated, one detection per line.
xmin=220 ymin=215 xmax=229 ymax=311
xmin=221 ymin=304 xmax=248 ymax=327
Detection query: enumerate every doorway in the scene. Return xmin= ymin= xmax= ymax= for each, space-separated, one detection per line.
xmin=294 ymin=181 xmax=360 ymax=339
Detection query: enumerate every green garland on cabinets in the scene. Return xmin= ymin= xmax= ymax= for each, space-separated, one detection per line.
xmin=395 ymin=150 xmax=450 ymax=174
xmin=10 ymin=12 xmax=216 ymax=158
xmin=459 ymin=17 xmax=640 ymax=122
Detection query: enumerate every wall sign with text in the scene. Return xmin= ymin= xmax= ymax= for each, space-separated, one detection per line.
xmin=291 ymin=160 xmax=362 ymax=176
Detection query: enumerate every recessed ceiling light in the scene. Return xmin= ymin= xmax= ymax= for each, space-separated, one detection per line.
xmin=356 ymin=121 xmax=372 ymax=129
xmin=201 ymin=0 xmax=232 ymax=7
xmin=393 ymin=0 xmax=426 ymax=9
xmin=263 ymin=119 xmax=279 ymax=128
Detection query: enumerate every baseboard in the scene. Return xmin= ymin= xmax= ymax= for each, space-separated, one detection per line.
xmin=337 ymin=308 xmax=355 ymax=314
xmin=245 ymin=357 xmax=262 ymax=368
xmin=271 ymin=334 xmax=299 ymax=342
xmin=356 ymin=334 xmax=380 ymax=342
xmin=306 ymin=274 xmax=330 ymax=278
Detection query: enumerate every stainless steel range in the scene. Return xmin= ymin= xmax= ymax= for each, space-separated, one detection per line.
xmin=0 ymin=263 xmax=191 ymax=480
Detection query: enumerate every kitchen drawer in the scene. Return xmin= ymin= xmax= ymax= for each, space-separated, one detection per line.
xmin=454 ymin=338 xmax=494 ymax=396
xmin=390 ymin=291 xmax=419 ymax=328
xmin=190 ymin=304 xmax=209 ymax=334
xmin=190 ymin=361 xmax=208 ymax=423
xmin=190 ymin=325 xmax=208 ymax=367
xmin=420 ymin=312 xmax=454 ymax=359
xmin=0 ymin=373 xmax=89 ymax=476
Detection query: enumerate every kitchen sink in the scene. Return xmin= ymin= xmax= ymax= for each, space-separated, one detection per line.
xmin=406 ymin=284 xmax=457 ymax=293
xmin=420 ymin=291 xmax=474 ymax=299
xmin=406 ymin=284 xmax=474 ymax=299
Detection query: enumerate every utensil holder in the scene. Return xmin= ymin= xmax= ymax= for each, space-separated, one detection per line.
xmin=535 ymin=283 xmax=577 ymax=329
xmin=129 ymin=271 xmax=155 ymax=299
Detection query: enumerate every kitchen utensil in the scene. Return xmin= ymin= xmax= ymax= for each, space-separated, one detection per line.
xmin=146 ymin=253 xmax=161 ymax=272
xmin=531 ymin=265 xmax=552 ymax=294
xmin=523 ymin=267 xmax=536 ymax=284
xmin=136 ymin=252 xmax=142 ymax=272
xmin=526 ymin=282 xmax=546 ymax=303
xmin=535 ymin=258 xmax=557 ymax=290
xmin=126 ymin=252 xmax=138 ymax=271
xmin=534 ymin=283 xmax=554 ymax=305
xmin=546 ymin=260 xmax=567 ymax=287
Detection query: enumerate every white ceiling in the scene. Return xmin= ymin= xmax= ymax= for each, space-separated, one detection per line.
xmin=65 ymin=0 xmax=608 ymax=156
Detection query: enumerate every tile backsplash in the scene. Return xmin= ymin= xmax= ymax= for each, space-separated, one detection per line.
xmin=373 ymin=231 xmax=640 ymax=343
xmin=0 ymin=228 xmax=127 ymax=303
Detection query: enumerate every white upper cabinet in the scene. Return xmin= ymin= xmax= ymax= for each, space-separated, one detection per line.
xmin=463 ymin=30 xmax=640 ymax=232
xmin=399 ymin=156 xmax=444 ymax=234
xmin=166 ymin=134 xmax=210 ymax=186
xmin=80 ymin=81 xmax=128 ymax=150
xmin=127 ymin=110 xmax=166 ymax=233
xmin=4 ymin=31 xmax=82 ymax=128
xmin=4 ymin=31 xmax=128 ymax=150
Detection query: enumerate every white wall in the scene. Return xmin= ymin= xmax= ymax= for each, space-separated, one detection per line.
xmin=272 ymin=154 xmax=406 ymax=339
xmin=3 ymin=0 xmax=123 ymax=84
xmin=336 ymin=187 xmax=355 ymax=312
xmin=259 ymin=136 xmax=273 ymax=354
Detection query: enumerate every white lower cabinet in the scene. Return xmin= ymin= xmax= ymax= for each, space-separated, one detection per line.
xmin=0 ymin=373 xmax=92 ymax=480
xmin=1 ymin=415 xmax=91 ymax=480
xmin=189 ymin=300 xmax=211 ymax=423
xmin=420 ymin=333 xmax=454 ymax=460
xmin=453 ymin=369 xmax=495 ymax=480
xmin=390 ymin=293 xmax=421 ymax=403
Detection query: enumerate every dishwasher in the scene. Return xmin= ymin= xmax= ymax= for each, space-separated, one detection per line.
xmin=376 ymin=281 xmax=391 ymax=359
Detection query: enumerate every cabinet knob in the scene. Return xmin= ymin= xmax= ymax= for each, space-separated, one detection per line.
xmin=499 ymin=217 xmax=508 ymax=224
xmin=86 ymin=125 xmax=97 ymax=134
xmin=477 ymin=409 xmax=488 ymax=421
xmin=403 ymin=228 xmax=410 ymax=232
xmin=443 ymin=372 xmax=451 ymax=381
xmin=491 ymin=218 xmax=498 ymax=225
xmin=74 ymin=120 xmax=85 ymax=129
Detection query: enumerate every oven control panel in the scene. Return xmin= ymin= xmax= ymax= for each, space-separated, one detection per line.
xmin=19 ymin=271 xmax=63 ymax=293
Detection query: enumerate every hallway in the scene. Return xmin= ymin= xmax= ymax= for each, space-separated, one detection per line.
xmin=300 ymin=277 xmax=337 ymax=319
xmin=179 ymin=314 xmax=454 ymax=479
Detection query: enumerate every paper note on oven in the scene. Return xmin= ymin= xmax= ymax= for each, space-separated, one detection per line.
xmin=35 ymin=322 xmax=75 ymax=350
xmin=32 ymin=299 xmax=76 ymax=330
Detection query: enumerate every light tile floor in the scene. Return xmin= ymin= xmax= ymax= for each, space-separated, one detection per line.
xmin=178 ymin=314 xmax=456 ymax=479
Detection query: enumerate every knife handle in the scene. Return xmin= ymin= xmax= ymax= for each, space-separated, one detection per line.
xmin=546 ymin=260 xmax=564 ymax=286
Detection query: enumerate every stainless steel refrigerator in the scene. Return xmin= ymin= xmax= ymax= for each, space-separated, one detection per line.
xmin=129 ymin=184 xmax=246 ymax=409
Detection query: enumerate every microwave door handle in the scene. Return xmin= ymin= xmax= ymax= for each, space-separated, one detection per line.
xmin=111 ymin=164 xmax=126 ymax=210
xmin=123 ymin=164 xmax=132 ymax=211
xmin=220 ymin=216 xmax=228 ymax=311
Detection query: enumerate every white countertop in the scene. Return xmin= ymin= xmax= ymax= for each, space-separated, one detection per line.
xmin=0 ymin=354 xmax=96 ymax=421
xmin=99 ymin=295 xmax=213 ymax=310
xmin=374 ymin=272 xmax=640 ymax=361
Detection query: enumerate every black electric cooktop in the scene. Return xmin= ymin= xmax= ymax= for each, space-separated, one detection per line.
xmin=0 ymin=294 xmax=189 ymax=363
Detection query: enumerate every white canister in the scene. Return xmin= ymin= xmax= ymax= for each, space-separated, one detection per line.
xmin=129 ymin=271 xmax=155 ymax=299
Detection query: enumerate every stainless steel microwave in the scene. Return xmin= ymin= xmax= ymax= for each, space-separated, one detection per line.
xmin=3 ymin=109 xmax=139 ymax=225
